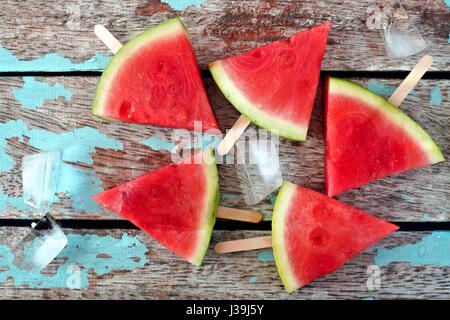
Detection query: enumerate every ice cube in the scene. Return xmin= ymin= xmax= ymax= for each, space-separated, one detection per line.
xmin=12 ymin=213 xmax=67 ymax=272
xmin=22 ymin=151 xmax=62 ymax=212
xmin=380 ymin=2 xmax=426 ymax=58
xmin=235 ymin=134 xmax=283 ymax=205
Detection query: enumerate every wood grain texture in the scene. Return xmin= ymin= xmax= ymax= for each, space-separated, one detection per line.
xmin=0 ymin=76 xmax=448 ymax=221
xmin=0 ymin=228 xmax=448 ymax=299
xmin=0 ymin=0 xmax=449 ymax=71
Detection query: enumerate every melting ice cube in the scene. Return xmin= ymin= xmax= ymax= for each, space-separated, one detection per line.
xmin=22 ymin=151 xmax=61 ymax=212
xmin=235 ymin=135 xmax=283 ymax=205
xmin=12 ymin=213 xmax=67 ymax=272
xmin=380 ymin=2 xmax=426 ymax=58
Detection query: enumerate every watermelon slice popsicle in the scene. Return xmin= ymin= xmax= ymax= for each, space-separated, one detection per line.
xmin=92 ymin=18 xmax=219 ymax=132
xmin=93 ymin=149 xmax=264 ymax=266
xmin=93 ymin=23 xmax=262 ymax=223
xmin=325 ymin=55 xmax=445 ymax=196
xmin=215 ymin=182 xmax=399 ymax=292
xmin=211 ymin=23 xmax=330 ymax=156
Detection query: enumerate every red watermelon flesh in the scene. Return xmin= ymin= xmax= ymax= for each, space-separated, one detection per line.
xmin=272 ymin=182 xmax=398 ymax=292
xmin=325 ymin=77 xmax=445 ymax=196
xmin=209 ymin=23 xmax=330 ymax=141
xmin=93 ymin=150 xmax=219 ymax=266
xmin=93 ymin=18 xmax=219 ymax=132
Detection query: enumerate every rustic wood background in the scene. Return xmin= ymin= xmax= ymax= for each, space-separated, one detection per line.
xmin=0 ymin=0 xmax=448 ymax=299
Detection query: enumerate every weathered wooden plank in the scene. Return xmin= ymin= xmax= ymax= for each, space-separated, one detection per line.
xmin=0 ymin=228 xmax=448 ymax=299
xmin=0 ymin=76 xmax=448 ymax=221
xmin=0 ymin=0 xmax=449 ymax=72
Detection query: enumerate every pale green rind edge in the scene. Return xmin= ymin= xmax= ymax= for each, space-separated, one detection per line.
xmin=209 ymin=61 xmax=307 ymax=141
xmin=190 ymin=149 xmax=219 ymax=266
xmin=272 ymin=181 xmax=299 ymax=293
xmin=92 ymin=17 xmax=187 ymax=120
xmin=328 ymin=77 xmax=445 ymax=163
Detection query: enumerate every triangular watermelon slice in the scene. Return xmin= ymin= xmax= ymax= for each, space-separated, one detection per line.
xmin=93 ymin=17 xmax=219 ymax=132
xmin=93 ymin=150 xmax=219 ymax=266
xmin=209 ymin=23 xmax=330 ymax=141
xmin=325 ymin=77 xmax=445 ymax=196
xmin=272 ymin=181 xmax=398 ymax=293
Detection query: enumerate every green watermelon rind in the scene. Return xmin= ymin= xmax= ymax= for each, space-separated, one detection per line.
xmin=209 ymin=62 xmax=308 ymax=141
xmin=190 ymin=149 xmax=220 ymax=266
xmin=92 ymin=17 xmax=188 ymax=120
xmin=272 ymin=181 xmax=300 ymax=293
xmin=327 ymin=77 xmax=445 ymax=164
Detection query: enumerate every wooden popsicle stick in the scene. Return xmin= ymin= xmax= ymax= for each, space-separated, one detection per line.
xmin=215 ymin=236 xmax=272 ymax=254
xmin=94 ymin=25 xmax=123 ymax=54
xmin=94 ymin=25 xmax=262 ymax=224
xmin=217 ymin=115 xmax=251 ymax=156
xmin=216 ymin=207 xmax=262 ymax=223
xmin=388 ymin=55 xmax=433 ymax=107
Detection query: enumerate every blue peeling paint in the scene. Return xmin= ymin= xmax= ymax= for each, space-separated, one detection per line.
xmin=448 ymin=34 xmax=450 ymax=43
xmin=367 ymin=80 xmax=416 ymax=99
xmin=26 ymin=127 xmax=122 ymax=212
xmin=27 ymin=127 xmax=122 ymax=165
xmin=162 ymin=0 xmax=204 ymax=10
xmin=445 ymin=0 xmax=450 ymax=9
xmin=249 ymin=275 xmax=257 ymax=284
xmin=258 ymin=250 xmax=274 ymax=262
xmin=196 ymin=133 xmax=221 ymax=150
xmin=367 ymin=81 xmax=396 ymax=98
xmin=141 ymin=136 xmax=177 ymax=153
xmin=361 ymin=296 xmax=376 ymax=300
xmin=56 ymin=164 xmax=105 ymax=212
xmin=0 ymin=44 xmax=111 ymax=72
xmin=12 ymin=77 xmax=72 ymax=110
xmin=0 ymin=120 xmax=123 ymax=213
xmin=374 ymin=231 xmax=450 ymax=267
xmin=430 ymin=85 xmax=443 ymax=106
xmin=422 ymin=213 xmax=431 ymax=221
xmin=0 ymin=233 xmax=148 ymax=289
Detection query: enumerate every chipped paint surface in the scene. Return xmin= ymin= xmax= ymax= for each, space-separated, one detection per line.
xmin=367 ymin=80 xmax=416 ymax=99
xmin=367 ymin=81 xmax=396 ymax=98
xmin=141 ymin=136 xmax=177 ymax=153
xmin=12 ymin=77 xmax=72 ymax=110
xmin=430 ymin=85 xmax=443 ymax=106
xmin=258 ymin=250 xmax=274 ymax=262
xmin=0 ymin=120 xmax=123 ymax=213
xmin=248 ymin=275 xmax=257 ymax=284
xmin=0 ymin=233 xmax=148 ymax=289
xmin=161 ymin=0 xmax=204 ymax=10
xmin=374 ymin=232 xmax=450 ymax=267
xmin=0 ymin=44 xmax=110 ymax=72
